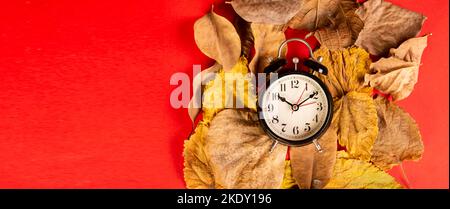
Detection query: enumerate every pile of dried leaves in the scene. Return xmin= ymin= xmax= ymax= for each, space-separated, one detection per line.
xmin=184 ymin=0 xmax=428 ymax=189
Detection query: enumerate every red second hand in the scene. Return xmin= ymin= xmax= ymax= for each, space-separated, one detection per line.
xmin=299 ymin=102 xmax=316 ymax=107
xmin=295 ymin=87 xmax=306 ymax=105
xmin=292 ymin=86 xmax=307 ymax=113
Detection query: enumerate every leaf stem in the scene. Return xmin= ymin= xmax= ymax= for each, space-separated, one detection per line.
xmin=399 ymin=163 xmax=411 ymax=189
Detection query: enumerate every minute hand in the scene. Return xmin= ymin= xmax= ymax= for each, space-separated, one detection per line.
xmin=298 ymin=91 xmax=318 ymax=106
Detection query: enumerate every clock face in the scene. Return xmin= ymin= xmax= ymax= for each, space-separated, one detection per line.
xmin=259 ymin=73 xmax=332 ymax=145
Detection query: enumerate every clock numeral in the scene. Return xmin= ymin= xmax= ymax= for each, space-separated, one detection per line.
xmin=267 ymin=103 xmax=274 ymax=112
xmin=280 ymin=83 xmax=286 ymax=92
xmin=305 ymin=83 xmax=308 ymax=91
xmin=293 ymin=126 xmax=299 ymax=135
xmin=291 ymin=80 xmax=299 ymax=88
xmin=304 ymin=123 xmax=311 ymax=132
xmin=272 ymin=92 xmax=279 ymax=101
xmin=281 ymin=123 xmax=287 ymax=132
xmin=312 ymin=91 xmax=319 ymax=99
xmin=313 ymin=114 xmax=319 ymax=123
xmin=316 ymin=102 xmax=323 ymax=111
xmin=272 ymin=115 xmax=279 ymax=124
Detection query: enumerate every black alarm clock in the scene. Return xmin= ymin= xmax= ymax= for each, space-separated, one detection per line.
xmin=258 ymin=38 xmax=333 ymax=152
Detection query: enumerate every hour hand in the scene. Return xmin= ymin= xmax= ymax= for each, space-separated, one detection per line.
xmin=278 ymin=95 xmax=294 ymax=107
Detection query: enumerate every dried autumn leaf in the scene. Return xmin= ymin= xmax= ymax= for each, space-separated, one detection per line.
xmin=324 ymin=151 xmax=403 ymax=189
xmin=313 ymin=47 xmax=376 ymax=161
xmin=202 ymin=57 xmax=257 ymax=121
xmin=365 ymin=59 xmax=418 ymax=101
xmin=334 ymin=91 xmax=378 ymax=161
xmin=365 ymin=36 xmax=428 ymax=101
xmin=230 ymin=0 xmax=302 ymax=24
xmin=205 ymin=109 xmax=288 ymax=188
xmin=184 ymin=58 xmax=260 ymax=188
xmin=249 ymin=23 xmax=286 ymax=73
xmin=194 ymin=10 xmax=241 ymax=71
xmin=280 ymin=160 xmax=297 ymax=189
xmin=184 ymin=123 xmax=215 ymax=188
xmin=315 ymin=46 xmax=372 ymax=98
xmin=290 ymin=119 xmax=337 ymax=189
xmin=288 ymin=0 xmax=341 ymax=31
xmin=188 ymin=63 xmax=222 ymax=124
xmin=233 ymin=15 xmax=254 ymax=60
xmin=390 ymin=35 xmax=428 ymax=63
xmin=355 ymin=0 xmax=426 ymax=56
xmin=370 ymin=97 xmax=423 ymax=170
xmin=314 ymin=0 xmax=363 ymax=50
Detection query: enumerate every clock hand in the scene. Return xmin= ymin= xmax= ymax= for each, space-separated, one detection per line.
xmin=292 ymin=86 xmax=307 ymax=113
xmin=277 ymin=95 xmax=294 ymax=107
xmin=294 ymin=86 xmax=307 ymax=105
xmin=298 ymin=102 xmax=316 ymax=107
xmin=297 ymin=91 xmax=318 ymax=106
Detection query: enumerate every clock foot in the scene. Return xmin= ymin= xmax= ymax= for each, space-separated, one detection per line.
xmin=269 ymin=141 xmax=279 ymax=153
xmin=313 ymin=140 xmax=323 ymax=153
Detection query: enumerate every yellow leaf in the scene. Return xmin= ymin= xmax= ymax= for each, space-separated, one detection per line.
xmin=334 ymin=91 xmax=378 ymax=161
xmin=183 ymin=122 xmax=215 ymax=188
xmin=202 ymin=57 xmax=257 ymax=122
xmin=325 ymin=151 xmax=403 ymax=189
xmin=313 ymin=47 xmax=377 ymax=162
xmin=184 ymin=57 xmax=263 ymax=188
xmin=188 ymin=63 xmax=222 ymax=124
xmin=315 ymin=46 xmax=372 ymax=99
xmin=281 ymin=160 xmax=298 ymax=189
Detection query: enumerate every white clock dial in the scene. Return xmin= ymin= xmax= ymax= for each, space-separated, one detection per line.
xmin=261 ymin=74 xmax=330 ymax=142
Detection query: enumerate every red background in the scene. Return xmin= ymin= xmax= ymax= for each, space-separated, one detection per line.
xmin=0 ymin=0 xmax=448 ymax=188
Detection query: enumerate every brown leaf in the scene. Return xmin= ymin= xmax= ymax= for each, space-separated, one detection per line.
xmin=315 ymin=46 xmax=372 ymax=98
xmin=314 ymin=0 xmax=363 ymax=50
xmin=231 ymin=0 xmax=302 ymax=24
xmin=355 ymin=0 xmax=426 ymax=56
xmin=390 ymin=35 xmax=428 ymax=63
xmin=249 ymin=23 xmax=286 ymax=74
xmin=365 ymin=59 xmax=418 ymax=101
xmin=188 ymin=63 xmax=222 ymax=124
xmin=288 ymin=0 xmax=341 ymax=31
xmin=205 ymin=109 xmax=288 ymax=188
xmin=334 ymin=91 xmax=378 ymax=161
xmin=290 ymin=119 xmax=337 ymax=189
xmin=364 ymin=36 xmax=428 ymax=101
xmin=184 ymin=59 xmax=255 ymax=189
xmin=233 ymin=15 xmax=254 ymax=60
xmin=194 ymin=10 xmax=241 ymax=71
xmin=371 ymin=97 xmax=423 ymax=170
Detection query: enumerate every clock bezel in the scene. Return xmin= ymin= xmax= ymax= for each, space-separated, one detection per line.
xmin=258 ymin=70 xmax=333 ymax=147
